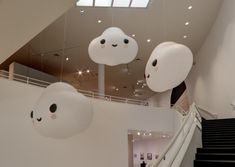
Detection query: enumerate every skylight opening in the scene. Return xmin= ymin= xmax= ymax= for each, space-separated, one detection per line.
xmin=76 ymin=0 xmax=150 ymax=8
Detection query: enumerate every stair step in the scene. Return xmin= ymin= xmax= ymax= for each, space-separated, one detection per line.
xmin=196 ymin=153 xmax=235 ymax=160
xmin=194 ymin=160 xmax=235 ymax=167
xmin=197 ymin=148 xmax=235 ymax=153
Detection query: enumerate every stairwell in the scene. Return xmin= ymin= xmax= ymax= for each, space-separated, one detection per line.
xmin=194 ymin=118 xmax=235 ymax=166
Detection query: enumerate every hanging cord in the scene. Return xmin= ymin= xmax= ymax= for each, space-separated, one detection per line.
xmin=162 ymin=0 xmax=167 ymax=42
xmin=60 ymin=12 xmax=68 ymax=81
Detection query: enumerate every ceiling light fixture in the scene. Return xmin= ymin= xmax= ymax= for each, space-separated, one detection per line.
xmin=80 ymin=9 xmax=85 ymax=14
xmin=66 ymin=57 xmax=69 ymax=61
xmin=115 ymin=88 xmax=119 ymax=91
xmin=137 ymin=132 xmax=141 ymax=136
xmin=98 ymin=19 xmax=102 ymax=24
xmin=183 ymin=35 xmax=187 ymax=39
xmin=86 ymin=69 xmax=90 ymax=73
xmin=132 ymin=34 xmax=136 ymax=37
xmin=78 ymin=71 xmax=82 ymax=75
xmin=188 ymin=5 xmax=192 ymax=10
xmin=76 ymin=0 xmax=150 ymax=8
xmin=185 ymin=22 xmax=189 ymax=26
xmin=147 ymin=39 xmax=151 ymax=43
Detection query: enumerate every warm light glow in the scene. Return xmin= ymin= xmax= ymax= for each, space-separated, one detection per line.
xmin=188 ymin=5 xmax=192 ymax=10
xmin=66 ymin=57 xmax=69 ymax=61
xmin=115 ymin=88 xmax=119 ymax=91
xmin=147 ymin=39 xmax=151 ymax=43
xmin=86 ymin=69 xmax=90 ymax=73
xmin=132 ymin=34 xmax=136 ymax=37
xmin=98 ymin=20 xmax=102 ymax=23
xmin=185 ymin=22 xmax=189 ymax=26
xmin=183 ymin=35 xmax=187 ymax=39
xmin=78 ymin=71 xmax=82 ymax=75
xmin=137 ymin=132 xmax=141 ymax=136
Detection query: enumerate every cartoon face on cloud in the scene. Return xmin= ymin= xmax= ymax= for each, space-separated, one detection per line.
xmin=31 ymin=82 xmax=93 ymax=139
xmin=145 ymin=42 xmax=193 ymax=92
xmin=88 ymin=27 xmax=138 ymax=66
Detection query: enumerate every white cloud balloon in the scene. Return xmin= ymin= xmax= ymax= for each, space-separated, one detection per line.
xmin=31 ymin=82 xmax=93 ymax=139
xmin=145 ymin=42 xmax=193 ymax=92
xmin=88 ymin=27 xmax=138 ymax=66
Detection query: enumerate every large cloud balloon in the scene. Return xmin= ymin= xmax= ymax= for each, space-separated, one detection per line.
xmin=145 ymin=42 xmax=193 ymax=92
xmin=88 ymin=27 xmax=138 ymax=66
xmin=31 ymin=82 xmax=93 ymax=139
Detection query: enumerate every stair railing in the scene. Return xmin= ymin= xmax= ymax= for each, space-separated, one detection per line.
xmin=147 ymin=103 xmax=201 ymax=167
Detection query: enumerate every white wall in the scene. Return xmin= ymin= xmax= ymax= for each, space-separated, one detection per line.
xmin=0 ymin=78 xmax=180 ymax=167
xmin=0 ymin=0 xmax=75 ymax=63
xmin=133 ymin=138 xmax=171 ymax=167
xmin=188 ymin=0 xmax=235 ymax=118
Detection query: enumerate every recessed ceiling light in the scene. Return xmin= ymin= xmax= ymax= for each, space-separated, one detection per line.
xmin=149 ymin=133 xmax=152 ymax=136
xmin=137 ymin=132 xmax=141 ymax=136
xmin=188 ymin=5 xmax=193 ymax=10
xmin=98 ymin=19 xmax=102 ymax=24
xmin=132 ymin=34 xmax=136 ymax=37
xmin=66 ymin=57 xmax=69 ymax=61
xmin=183 ymin=35 xmax=187 ymax=39
xmin=86 ymin=69 xmax=90 ymax=73
xmin=185 ymin=22 xmax=189 ymax=26
xmin=78 ymin=70 xmax=82 ymax=75
xmin=115 ymin=88 xmax=119 ymax=91
xmin=162 ymin=135 xmax=166 ymax=138
xmin=80 ymin=9 xmax=85 ymax=14
xmin=147 ymin=39 xmax=151 ymax=43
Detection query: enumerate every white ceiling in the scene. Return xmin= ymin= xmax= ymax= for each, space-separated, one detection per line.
xmin=1 ymin=0 xmax=222 ymax=100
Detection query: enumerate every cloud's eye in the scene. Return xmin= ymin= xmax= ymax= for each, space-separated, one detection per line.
xmin=100 ymin=39 xmax=106 ymax=44
xmin=30 ymin=111 xmax=33 ymax=118
xmin=124 ymin=39 xmax=129 ymax=44
xmin=152 ymin=59 xmax=158 ymax=67
xmin=49 ymin=104 xmax=57 ymax=113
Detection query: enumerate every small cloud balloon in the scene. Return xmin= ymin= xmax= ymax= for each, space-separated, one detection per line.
xmin=88 ymin=27 xmax=138 ymax=66
xmin=31 ymin=82 xmax=93 ymax=139
xmin=145 ymin=42 xmax=193 ymax=112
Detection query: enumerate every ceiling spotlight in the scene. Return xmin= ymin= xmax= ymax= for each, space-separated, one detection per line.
xmin=137 ymin=132 xmax=141 ymax=136
xmin=115 ymin=88 xmax=119 ymax=91
xmin=149 ymin=133 xmax=152 ymax=136
xmin=98 ymin=20 xmax=102 ymax=24
xmin=132 ymin=34 xmax=136 ymax=37
xmin=188 ymin=5 xmax=192 ymax=10
xmin=147 ymin=39 xmax=151 ymax=43
xmin=86 ymin=69 xmax=90 ymax=73
xmin=162 ymin=135 xmax=167 ymax=138
xmin=185 ymin=22 xmax=189 ymax=26
xmin=183 ymin=35 xmax=187 ymax=39
xmin=80 ymin=9 xmax=85 ymax=14
xmin=65 ymin=57 xmax=69 ymax=61
xmin=78 ymin=70 xmax=82 ymax=75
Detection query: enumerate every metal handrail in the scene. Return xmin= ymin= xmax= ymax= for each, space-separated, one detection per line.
xmin=148 ymin=103 xmax=201 ymax=167
xmin=0 ymin=70 xmax=148 ymax=106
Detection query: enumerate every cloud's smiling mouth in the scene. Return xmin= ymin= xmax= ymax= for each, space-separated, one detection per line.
xmin=112 ymin=44 xmax=118 ymax=47
xmin=37 ymin=117 xmax=42 ymax=122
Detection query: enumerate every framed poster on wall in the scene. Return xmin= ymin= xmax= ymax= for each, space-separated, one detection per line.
xmin=140 ymin=153 xmax=144 ymax=160
xmin=147 ymin=153 xmax=152 ymax=160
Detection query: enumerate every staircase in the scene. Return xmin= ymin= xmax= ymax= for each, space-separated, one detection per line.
xmin=194 ymin=118 xmax=235 ymax=166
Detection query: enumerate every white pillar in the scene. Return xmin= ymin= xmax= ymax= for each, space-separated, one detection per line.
xmin=98 ymin=64 xmax=105 ymax=95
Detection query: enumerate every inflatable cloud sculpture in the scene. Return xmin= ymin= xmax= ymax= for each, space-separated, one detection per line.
xmin=31 ymin=82 xmax=93 ymax=139
xmin=88 ymin=27 xmax=138 ymax=66
xmin=145 ymin=42 xmax=193 ymax=92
